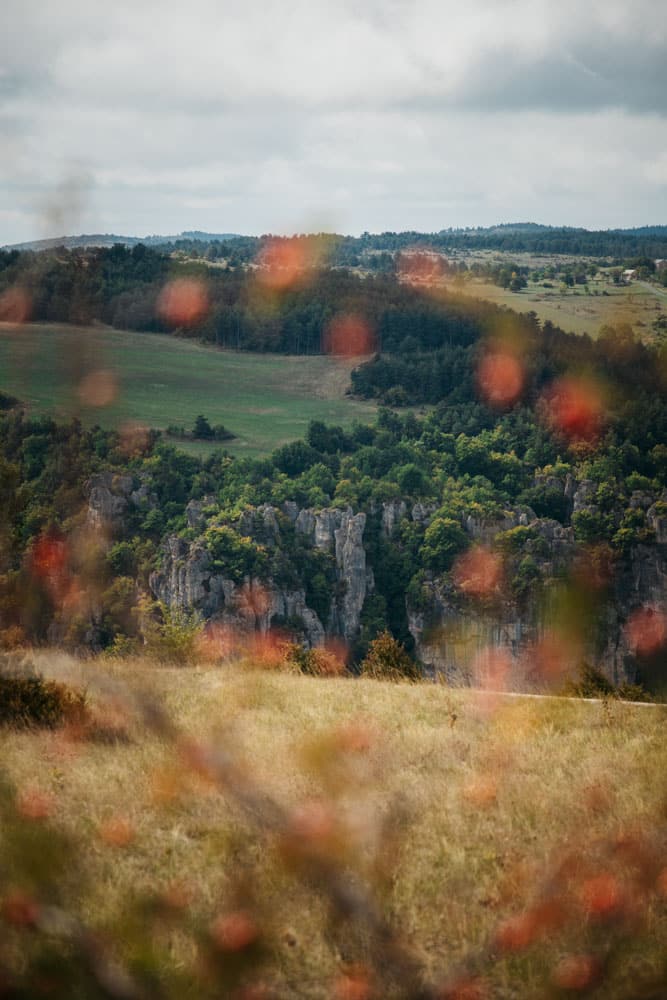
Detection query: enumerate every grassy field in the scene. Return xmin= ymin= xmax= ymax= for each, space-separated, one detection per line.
xmin=1 ymin=653 xmax=666 ymax=998
xmin=0 ymin=323 xmax=377 ymax=457
xmin=464 ymin=278 xmax=666 ymax=340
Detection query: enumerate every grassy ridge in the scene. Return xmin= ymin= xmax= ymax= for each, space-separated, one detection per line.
xmin=465 ymin=278 xmax=666 ymax=339
xmin=1 ymin=654 xmax=665 ymax=998
xmin=0 ymin=323 xmax=377 ymax=457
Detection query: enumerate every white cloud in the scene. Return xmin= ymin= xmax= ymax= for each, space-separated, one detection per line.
xmin=0 ymin=0 xmax=665 ymax=242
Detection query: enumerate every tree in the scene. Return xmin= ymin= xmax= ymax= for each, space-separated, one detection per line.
xmin=397 ymin=463 xmax=426 ymax=496
xmin=420 ymin=516 xmax=468 ymax=573
xmin=273 ymin=440 xmax=321 ymax=477
xmin=193 ymin=415 xmax=213 ymax=439
xmin=360 ymin=630 xmax=421 ymax=681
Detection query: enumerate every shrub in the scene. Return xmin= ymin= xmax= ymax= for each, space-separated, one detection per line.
xmin=563 ymin=663 xmax=651 ymax=701
xmin=101 ymin=634 xmax=140 ymax=659
xmin=193 ymin=414 xmax=214 ymax=439
xmin=563 ymin=662 xmax=615 ymax=699
xmin=284 ymin=643 xmax=344 ymax=677
xmin=616 ymin=681 xmax=653 ymax=703
xmin=0 ymin=656 xmax=86 ymax=728
xmin=212 ymin=424 xmax=234 ymax=441
xmin=204 ymin=525 xmax=268 ymax=582
xmin=140 ymin=601 xmax=204 ymax=665
xmin=360 ymin=631 xmax=421 ymax=681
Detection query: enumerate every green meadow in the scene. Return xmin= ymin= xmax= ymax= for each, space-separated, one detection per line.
xmin=0 ymin=323 xmax=377 ymax=457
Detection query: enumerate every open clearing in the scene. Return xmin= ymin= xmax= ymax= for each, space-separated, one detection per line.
xmin=0 ymin=323 xmax=377 ymax=457
xmin=464 ymin=277 xmax=665 ymax=339
xmin=1 ymin=654 xmax=666 ymax=998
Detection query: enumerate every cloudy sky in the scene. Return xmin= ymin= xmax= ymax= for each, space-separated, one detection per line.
xmin=1 ymin=0 xmax=666 ymax=243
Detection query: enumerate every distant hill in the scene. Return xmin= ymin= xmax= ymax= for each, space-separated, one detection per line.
xmin=2 ymin=231 xmax=244 ymax=252
xmin=609 ymin=225 xmax=667 ymax=237
xmin=4 ymin=223 xmax=667 ymax=258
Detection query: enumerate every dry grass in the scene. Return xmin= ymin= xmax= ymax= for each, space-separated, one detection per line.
xmin=1 ymin=653 xmax=666 ymax=997
xmin=464 ymin=278 xmax=666 ymax=340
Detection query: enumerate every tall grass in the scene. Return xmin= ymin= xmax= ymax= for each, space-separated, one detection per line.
xmin=1 ymin=653 xmax=665 ymax=998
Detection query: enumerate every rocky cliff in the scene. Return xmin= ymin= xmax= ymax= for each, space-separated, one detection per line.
xmin=149 ymin=503 xmax=374 ymax=646
xmin=86 ymin=472 xmax=667 ymax=687
xmin=401 ymin=480 xmax=667 ymax=688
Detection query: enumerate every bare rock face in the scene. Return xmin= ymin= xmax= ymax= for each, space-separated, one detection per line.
xmin=292 ymin=507 xmax=375 ymax=639
xmin=150 ymin=542 xmax=326 ymax=646
xmin=407 ymin=494 xmax=667 ymax=689
xmin=381 ymin=500 xmax=407 ymax=537
xmin=406 ymin=508 xmax=551 ymax=685
xmin=408 ymin=599 xmax=545 ymax=687
xmin=647 ymin=498 xmax=667 ymax=544
xmin=463 ymin=510 xmax=526 ymax=544
xmin=282 ymin=501 xmax=299 ymax=524
xmin=572 ymin=479 xmax=597 ymax=513
xmin=150 ymin=504 xmax=373 ymax=646
xmin=86 ymin=471 xmax=158 ymax=533
xmin=130 ymin=473 xmax=158 ymax=511
xmin=236 ymin=504 xmax=281 ymax=546
xmin=151 ymin=537 xmax=211 ymax=612
xmin=593 ymin=540 xmax=667 ymax=685
xmin=333 ymin=511 xmax=374 ymax=639
xmin=411 ymin=502 xmax=437 ymax=526
xmin=86 ymin=472 xmax=134 ymax=530
xmin=186 ymin=496 xmax=217 ymax=530
xmin=564 ymin=473 xmax=578 ymax=504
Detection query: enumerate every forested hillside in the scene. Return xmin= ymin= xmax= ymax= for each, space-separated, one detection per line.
xmin=2 ymin=348 xmax=666 ymax=692
xmin=2 ymin=243 xmax=505 ymax=353
xmin=1 ymin=242 xmax=666 ymax=694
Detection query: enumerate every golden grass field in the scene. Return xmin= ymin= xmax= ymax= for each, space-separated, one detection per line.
xmin=1 ymin=653 xmax=666 ymax=998
xmin=464 ymin=278 xmax=666 ymax=341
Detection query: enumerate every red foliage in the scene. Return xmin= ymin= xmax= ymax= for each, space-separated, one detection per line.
xmin=625 ymin=605 xmax=667 ymax=657
xmin=452 ymin=546 xmax=503 ymax=597
xmin=580 ymin=873 xmax=623 ymax=919
xmin=1 ymin=890 xmax=40 ymax=928
xmin=540 ymin=376 xmax=605 ymax=442
xmin=477 ymin=351 xmax=524 ymax=407
xmin=0 ymin=287 xmax=32 ymax=324
xmin=157 ymin=278 xmax=209 ymax=327
xmin=210 ymin=910 xmax=258 ymax=952
xmin=323 ymin=314 xmax=377 ymax=357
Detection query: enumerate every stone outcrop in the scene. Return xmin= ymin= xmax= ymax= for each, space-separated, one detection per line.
xmin=381 ymin=500 xmax=407 ymax=537
xmin=407 ymin=510 xmax=577 ymax=686
xmin=150 ymin=535 xmax=326 ymax=646
xmin=150 ymin=505 xmax=373 ymax=646
xmin=88 ymin=469 xmax=667 ymax=686
xmin=86 ymin=472 xmax=134 ymax=530
xmin=86 ymin=471 xmax=157 ymax=532
xmin=405 ymin=477 xmax=667 ymax=688
xmin=600 ymin=539 xmax=667 ymax=684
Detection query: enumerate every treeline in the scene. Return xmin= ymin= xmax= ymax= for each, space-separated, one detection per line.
xmin=353 ymin=306 xmax=664 ymax=407
xmin=154 ymin=228 xmax=667 ymax=264
xmin=0 ymin=243 xmax=503 ymax=355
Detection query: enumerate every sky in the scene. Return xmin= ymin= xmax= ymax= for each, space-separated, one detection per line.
xmin=1 ymin=0 xmax=666 ymax=244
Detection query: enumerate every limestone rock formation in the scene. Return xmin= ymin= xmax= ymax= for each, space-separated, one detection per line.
xmin=150 ymin=504 xmax=373 ymax=646
xmin=86 ymin=472 xmax=134 ymax=530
